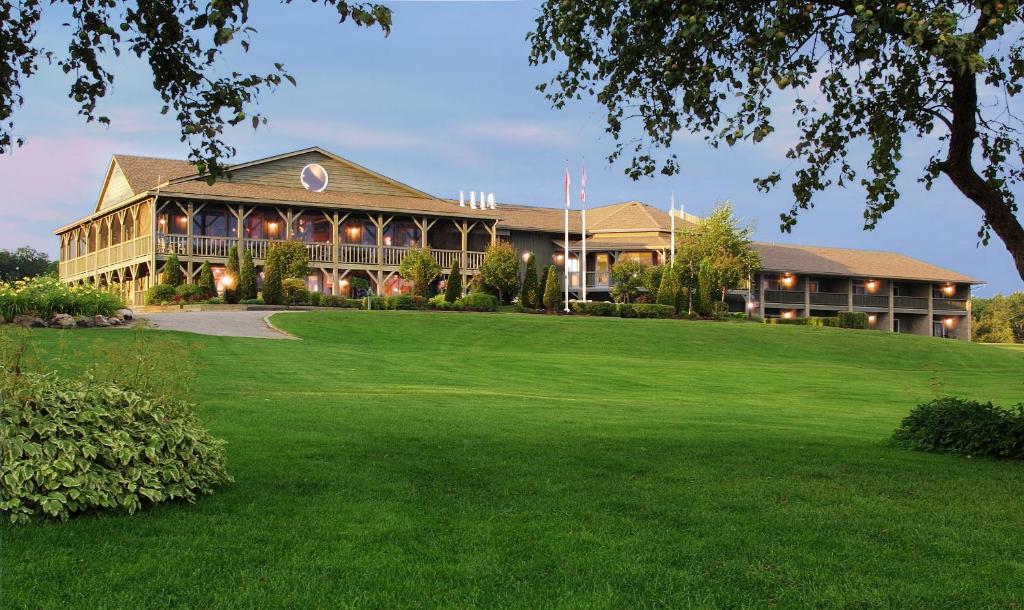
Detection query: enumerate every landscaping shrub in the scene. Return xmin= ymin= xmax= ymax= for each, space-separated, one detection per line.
xmin=262 ymin=257 xmax=284 ymax=305
xmin=479 ymin=241 xmax=519 ymax=304
xmin=633 ymin=303 xmax=675 ymax=318
xmin=239 ymin=298 xmax=265 ymax=305
xmin=399 ymin=248 xmax=441 ymax=298
xmin=768 ymin=317 xmax=809 ymax=325
xmin=892 ymin=397 xmax=1024 ymax=461
xmin=173 ymin=284 xmax=207 ymax=303
xmin=463 ymin=292 xmax=499 ymax=312
xmin=0 ymin=276 xmax=124 ymax=319
xmin=0 ymin=368 xmax=232 ymax=524
xmin=224 ymin=245 xmax=240 ymax=304
xmin=610 ymin=260 xmax=644 ymax=303
xmin=679 ymin=311 xmax=701 ymax=320
xmin=394 ymin=295 xmax=417 ymax=310
xmin=709 ymin=301 xmax=729 ymax=320
xmin=308 ymin=292 xmax=324 ymax=307
xmin=616 ymin=303 xmax=636 ymax=318
xmin=281 ymin=278 xmax=309 ymax=305
xmin=239 ymin=250 xmax=257 ymax=301
xmin=197 ymin=261 xmax=216 ymax=298
xmin=542 ymin=265 xmax=561 ymax=311
xmin=836 ymin=311 xmax=870 ymax=329
xmin=444 ymin=259 xmax=463 ymax=302
xmin=145 ymin=283 xmax=177 ymax=305
xmin=161 ymin=253 xmax=184 ymax=286
xmin=520 ymin=253 xmax=539 ymax=309
xmin=571 ymin=301 xmax=617 ymax=316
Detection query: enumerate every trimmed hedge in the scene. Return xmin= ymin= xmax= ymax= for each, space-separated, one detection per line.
xmin=836 ymin=311 xmax=869 ymax=329
xmin=145 ymin=283 xmax=177 ymax=305
xmin=281 ymin=278 xmax=309 ymax=305
xmin=462 ymin=292 xmax=499 ymax=312
xmin=892 ymin=397 xmax=1024 ymax=461
xmin=0 ymin=369 xmax=231 ymax=524
xmin=631 ymin=303 xmax=676 ymax=319
xmin=767 ymin=313 xmax=870 ymax=329
xmin=570 ymin=301 xmax=617 ymax=316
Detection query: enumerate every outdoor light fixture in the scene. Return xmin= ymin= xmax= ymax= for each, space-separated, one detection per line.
xmin=944 ymin=317 xmax=955 ymax=327
xmin=554 ymin=253 xmax=564 ymax=263
xmin=220 ymin=275 xmax=234 ymax=288
xmin=782 ymin=310 xmax=795 ymax=319
xmin=340 ymin=279 xmax=349 ymax=287
xmin=522 ymin=251 xmax=532 ymax=262
xmin=942 ymin=284 xmax=955 ymax=296
xmin=781 ymin=274 xmax=795 ymax=288
xmin=868 ymin=314 xmax=877 ymax=324
xmin=866 ymin=280 xmax=879 ymax=293
xmin=384 ymin=236 xmax=393 ymax=246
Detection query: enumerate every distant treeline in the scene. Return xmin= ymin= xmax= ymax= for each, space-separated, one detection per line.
xmin=0 ymin=246 xmax=56 ymax=282
xmin=973 ymin=293 xmax=1024 ymax=344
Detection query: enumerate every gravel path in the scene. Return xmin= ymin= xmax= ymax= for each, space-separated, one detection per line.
xmin=138 ymin=311 xmax=301 ymax=339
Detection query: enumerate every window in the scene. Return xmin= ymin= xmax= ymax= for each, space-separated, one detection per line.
xmin=618 ymin=251 xmax=657 ymax=266
xmin=893 ymin=318 xmax=901 ymax=333
xmin=294 ymin=213 xmax=332 ymax=243
xmin=158 ymin=209 xmax=188 ymax=235
xmin=193 ymin=208 xmax=231 ymax=237
xmin=383 ymin=221 xmax=421 ymax=248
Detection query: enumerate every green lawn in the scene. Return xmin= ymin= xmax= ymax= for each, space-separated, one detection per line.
xmin=5 ymin=311 xmax=1024 ymax=608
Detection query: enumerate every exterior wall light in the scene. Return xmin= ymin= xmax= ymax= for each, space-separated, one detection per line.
xmin=866 ymin=280 xmax=878 ymax=293
xmin=781 ymin=274 xmax=795 ymax=288
xmin=782 ymin=310 xmax=795 ymax=319
xmin=522 ymin=251 xmax=532 ymax=262
xmin=944 ymin=317 xmax=955 ymax=328
xmin=942 ymin=284 xmax=955 ymax=296
xmin=868 ymin=314 xmax=877 ymax=325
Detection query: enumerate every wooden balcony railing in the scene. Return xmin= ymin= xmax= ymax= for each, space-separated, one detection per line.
xmin=339 ymin=244 xmax=377 ymax=265
xmin=59 ymin=234 xmax=152 ymax=280
xmin=853 ymin=294 xmax=890 ymax=308
xmin=764 ymin=290 xmax=805 ymax=304
xmin=466 ymin=251 xmax=485 ymax=269
xmin=305 ymin=242 xmax=333 ymax=263
xmin=809 ymin=292 xmax=848 ymax=307
xmin=894 ymin=295 xmax=929 ymax=310
xmin=568 ymin=271 xmax=611 ymax=289
xmin=933 ymin=298 xmax=968 ymax=311
xmin=431 ymin=249 xmax=461 ymax=270
xmin=192 ymin=235 xmax=232 ymax=258
xmin=156 ymin=234 xmax=188 ymax=255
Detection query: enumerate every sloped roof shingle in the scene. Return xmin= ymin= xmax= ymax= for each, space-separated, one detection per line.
xmin=753 ymin=243 xmax=981 ymax=283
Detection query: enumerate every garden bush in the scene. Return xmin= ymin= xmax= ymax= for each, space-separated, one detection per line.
xmin=709 ymin=301 xmax=729 ymax=320
xmin=571 ymin=301 xmax=617 ymax=316
xmin=542 ymin=265 xmax=561 ymax=311
xmin=197 ymin=261 xmax=216 ymax=298
xmin=173 ymin=284 xmax=207 ymax=303
xmin=444 ymin=260 xmax=463 ymax=302
xmin=161 ymin=253 xmax=184 ymax=286
xmin=616 ymin=303 xmax=637 ymax=318
xmin=892 ymin=397 xmax=1024 ymax=461
xmin=463 ymin=292 xmax=499 ymax=312
xmin=281 ymin=278 xmax=309 ymax=305
xmin=145 ymin=283 xmax=177 ymax=305
xmin=0 ymin=368 xmax=232 ymax=524
xmin=632 ymin=303 xmax=675 ymax=319
xmin=394 ymin=295 xmax=417 ymax=310
xmin=836 ymin=311 xmax=870 ymax=329
xmin=239 ymin=298 xmax=266 ymax=305
xmin=0 ymin=276 xmax=124 ymax=319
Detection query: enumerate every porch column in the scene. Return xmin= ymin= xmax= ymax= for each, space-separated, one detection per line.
xmin=847 ymin=278 xmax=854 ymax=311
xmin=887 ymin=282 xmax=895 ymax=332
xmin=803 ymin=276 xmax=811 ymax=318
xmin=928 ymin=283 xmax=935 ymax=336
xmin=758 ymin=274 xmax=767 ymax=318
xmin=965 ymin=290 xmax=973 ymax=341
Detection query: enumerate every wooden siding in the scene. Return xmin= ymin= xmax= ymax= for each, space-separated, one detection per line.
xmin=225 ymin=151 xmax=426 ymax=198
xmin=98 ymin=163 xmax=135 ymax=211
xmin=508 ymin=230 xmax=558 ymax=270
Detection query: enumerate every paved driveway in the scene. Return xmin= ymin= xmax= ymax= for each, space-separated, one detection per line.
xmin=138 ymin=311 xmax=301 ymax=339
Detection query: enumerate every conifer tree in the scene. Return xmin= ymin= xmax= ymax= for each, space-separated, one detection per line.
xmin=224 ymin=245 xmax=240 ymax=304
xmin=239 ymin=250 xmax=257 ymax=301
xmin=538 ymin=264 xmax=550 ymax=307
xmin=262 ymin=257 xmax=283 ymax=305
xmin=161 ymin=253 xmax=184 ymax=286
xmin=520 ymin=253 xmax=539 ymax=309
xmin=542 ymin=264 xmax=561 ymax=311
xmin=197 ymin=260 xmax=216 ymax=298
xmin=444 ymin=259 xmax=463 ymax=302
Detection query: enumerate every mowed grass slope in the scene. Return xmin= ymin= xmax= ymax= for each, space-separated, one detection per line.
xmin=5 ymin=311 xmax=1024 ymax=609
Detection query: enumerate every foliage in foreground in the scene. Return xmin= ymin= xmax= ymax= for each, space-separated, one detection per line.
xmin=479 ymin=242 xmax=520 ymax=304
xmin=893 ymin=397 xmax=1024 ymax=461
xmin=444 ymin=259 xmax=462 ymax=303
xmin=0 ymin=332 xmax=231 ymax=524
xmin=398 ymin=248 xmax=441 ymax=298
xmin=0 ymin=246 xmax=55 ymax=282
xmin=0 ymin=276 xmax=123 ymax=320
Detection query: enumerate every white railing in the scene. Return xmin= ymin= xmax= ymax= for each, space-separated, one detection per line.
xmin=340 ymin=244 xmax=377 ymax=265
xmin=156 ymin=234 xmax=188 ymax=255
xmin=465 ymin=251 xmax=485 ymax=269
xmin=244 ymin=238 xmax=271 ymax=260
xmin=382 ymin=246 xmax=409 ymax=266
xmin=60 ymin=235 xmax=152 ymax=280
xmin=305 ymin=241 xmax=333 ymax=263
xmin=192 ymin=235 xmax=233 ymax=258
xmin=431 ymin=249 xmax=461 ymax=269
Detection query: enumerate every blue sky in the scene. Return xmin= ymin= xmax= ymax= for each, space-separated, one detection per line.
xmin=1 ymin=1 xmax=1020 ymax=295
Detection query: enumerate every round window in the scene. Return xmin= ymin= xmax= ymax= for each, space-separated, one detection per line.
xmin=300 ymin=163 xmax=329 ymax=192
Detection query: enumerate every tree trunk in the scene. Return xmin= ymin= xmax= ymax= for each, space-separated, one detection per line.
xmin=943 ymin=70 xmax=1024 ymax=282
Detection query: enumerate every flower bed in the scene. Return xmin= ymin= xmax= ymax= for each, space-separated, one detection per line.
xmin=0 ymin=276 xmax=124 ymax=321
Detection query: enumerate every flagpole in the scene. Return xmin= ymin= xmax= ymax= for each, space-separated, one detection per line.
xmin=563 ymin=165 xmax=571 ymax=313
xmin=581 ymin=161 xmax=587 ymax=303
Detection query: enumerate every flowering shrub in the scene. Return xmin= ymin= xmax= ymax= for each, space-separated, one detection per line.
xmin=0 ymin=276 xmax=123 ymax=320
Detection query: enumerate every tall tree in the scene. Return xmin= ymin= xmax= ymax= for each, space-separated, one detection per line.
xmin=161 ymin=253 xmax=184 ymax=286
xmin=529 ymin=2 xmax=1024 ymax=281
xmin=0 ymin=246 xmax=52 ymax=281
xmin=478 ymin=241 xmax=520 ymax=304
xmin=520 ymin=253 xmax=540 ymax=308
xmin=197 ymin=260 xmax=216 ymax=298
xmin=542 ymin=264 xmax=562 ymax=311
xmin=224 ymin=245 xmax=240 ymax=304
xmin=444 ymin=259 xmax=463 ymax=302
xmin=676 ymin=203 xmax=762 ymax=303
xmin=610 ymin=260 xmax=644 ymax=303
xmin=1 ymin=2 xmax=391 ymax=177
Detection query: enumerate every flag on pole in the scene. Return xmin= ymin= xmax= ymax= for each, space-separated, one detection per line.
xmin=564 ymin=166 xmax=571 ymax=208
xmin=580 ymin=162 xmax=587 ymax=302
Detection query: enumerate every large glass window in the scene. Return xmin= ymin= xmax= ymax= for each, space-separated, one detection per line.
xmin=618 ymin=251 xmax=657 ymax=266
xmin=342 ymin=219 xmax=376 ymax=245
xmin=383 ymin=221 xmax=421 ymax=248
xmin=193 ymin=208 xmax=232 ymax=237
xmin=294 ymin=212 xmax=332 ymax=242
xmin=244 ymin=211 xmax=284 ymax=240
xmin=158 ymin=209 xmax=188 ymax=235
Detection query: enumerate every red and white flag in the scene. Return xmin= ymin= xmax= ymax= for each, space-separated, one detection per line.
xmin=580 ymin=163 xmax=587 ymax=208
xmin=564 ymin=166 xmax=571 ymax=209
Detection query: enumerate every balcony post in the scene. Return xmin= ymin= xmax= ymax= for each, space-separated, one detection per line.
xmin=758 ymin=274 xmax=766 ymax=318
xmin=928 ymin=283 xmax=935 ymax=336
xmin=965 ymin=290 xmax=973 ymax=341
xmin=887 ymin=282 xmax=895 ymax=332
xmin=847 ymin=279 xmax=854 ymax=312
xmin=803 ymin=276 xmax=811 ymax=318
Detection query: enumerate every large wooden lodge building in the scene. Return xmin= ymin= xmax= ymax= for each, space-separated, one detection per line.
xmin=54 ymin=147 xmax=981 ymax=340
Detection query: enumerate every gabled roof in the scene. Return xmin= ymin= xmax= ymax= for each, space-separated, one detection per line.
xmin=754 ymin=243 xmax=982 ymax=284
xmin=587 ymin=201 xmax=671 ymax=232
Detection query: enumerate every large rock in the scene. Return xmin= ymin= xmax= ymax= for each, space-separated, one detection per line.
xmin=116 ymin=308 xmax=134 ymax=321
xmin=74 ymin=316 xmax=94 ymax=328
xmin=92 ymin=315 xmax=111 ymax=328
xmin=107 ymin=317 xmax=122 ymax=326
xmin=47 ymin=314 xmax=77 ymax=329
xmin=12 ymin=314 xmax=45 ymax=328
